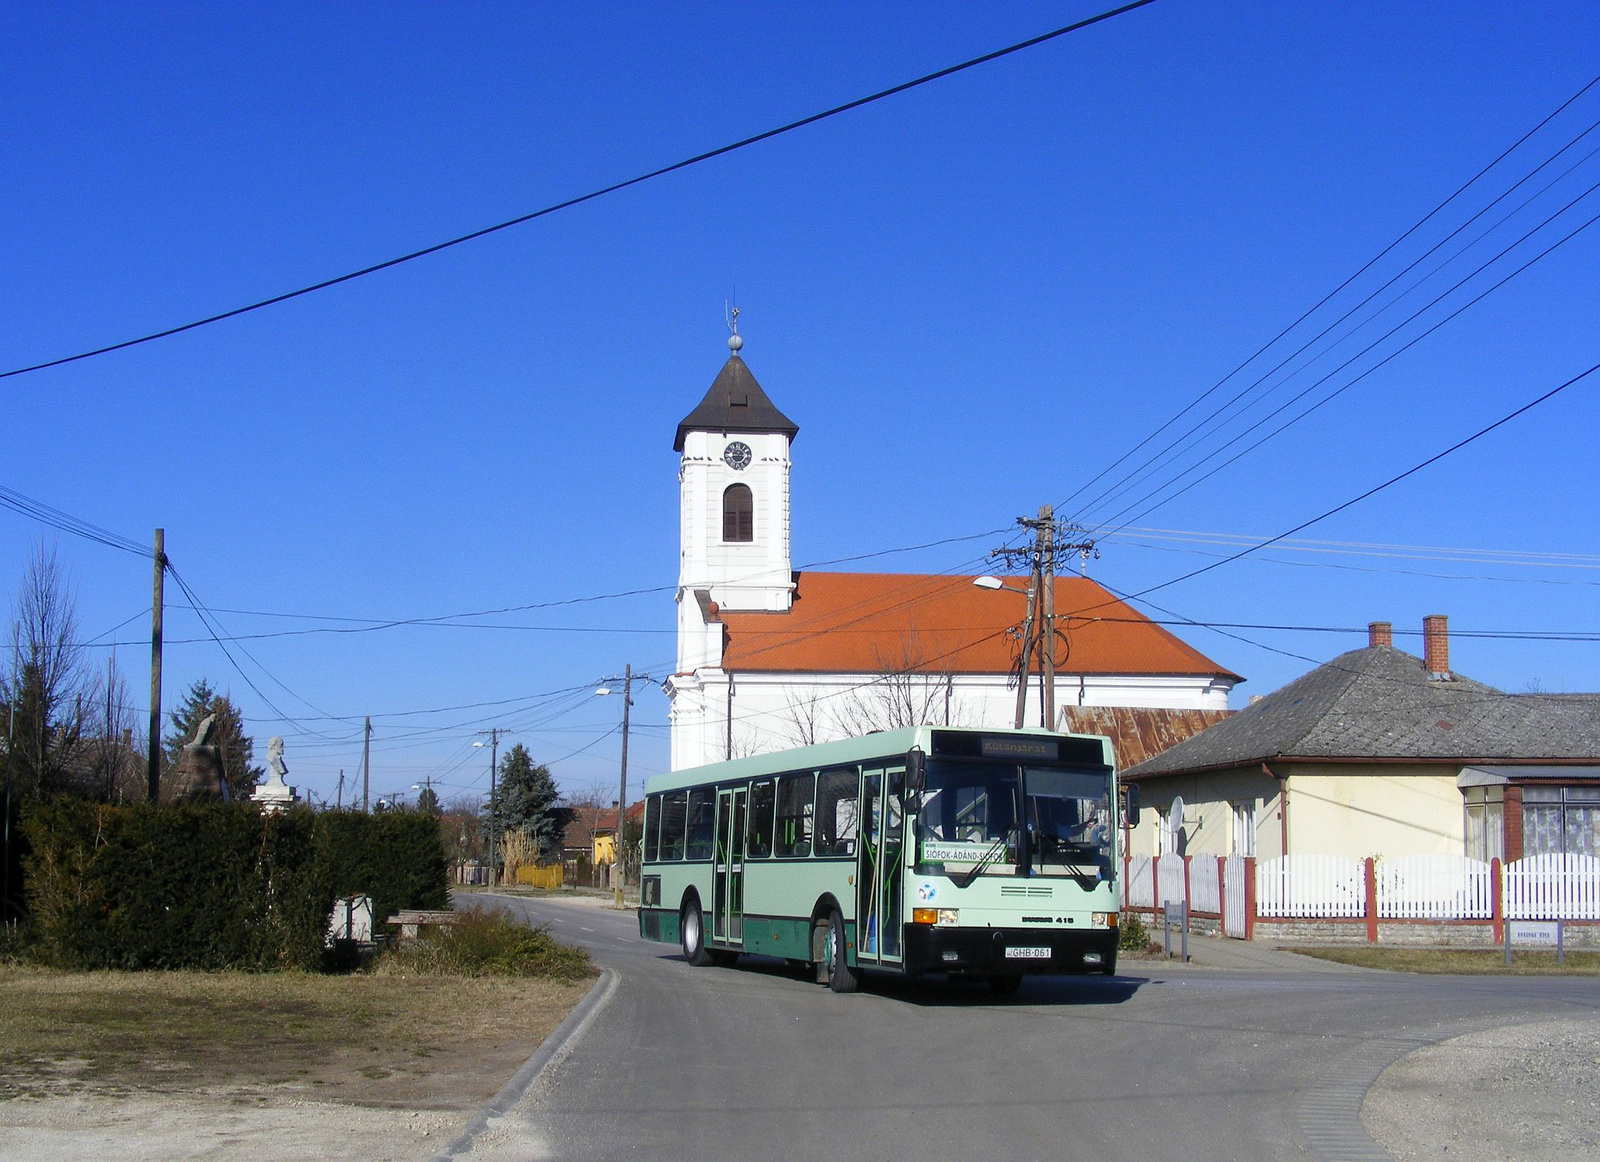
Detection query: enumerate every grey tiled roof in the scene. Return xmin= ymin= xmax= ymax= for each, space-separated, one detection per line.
xmin=673 ymin=354 xmax=799 ymax=451
xmin=1127 ymin=645 xmax=1600 ymax=778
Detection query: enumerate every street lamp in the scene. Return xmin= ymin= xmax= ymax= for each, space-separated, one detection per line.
xmin=974 ymin=574 xmax=1041 ymax=729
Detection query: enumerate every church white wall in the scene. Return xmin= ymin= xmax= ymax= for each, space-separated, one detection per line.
xmin=666 ymin=668 xmax=1233 ymax=771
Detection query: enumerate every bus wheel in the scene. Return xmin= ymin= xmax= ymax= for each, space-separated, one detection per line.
xmin=988 ymin=975 xmax=1022 ymax=996
xmin=825 ymin=910 xmax=860 ymax=994
xmin=681 ymin=900 xmax=713 ymax=967
xmin=1099 ymin=951 xmax=1118 ymax=977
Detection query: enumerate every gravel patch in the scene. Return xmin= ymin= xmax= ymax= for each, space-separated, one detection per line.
xmin=1362 ymin=1018 xmax=1600 ymax=1161
xmin=0 ymin=1093 xmax=460 ymax=1162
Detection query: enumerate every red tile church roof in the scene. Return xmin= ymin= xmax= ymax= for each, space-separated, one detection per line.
xmin=717 ymin=572 xmax=1238 ymax=679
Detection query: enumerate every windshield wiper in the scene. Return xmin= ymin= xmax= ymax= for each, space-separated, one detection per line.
xmin=951 ymin=826 xmax=1017 ymax=889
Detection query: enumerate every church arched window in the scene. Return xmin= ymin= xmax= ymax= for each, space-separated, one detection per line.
xmin=722 ymin=484 xmax=754 ymax=542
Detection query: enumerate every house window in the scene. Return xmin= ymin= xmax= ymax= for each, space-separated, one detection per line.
xmin=1155 ymin=808 xmax=1173 ymax=856
xmin=1462 ymin=786 xmax=1504 ymax=862
xmin=1521 ymin=785 xmax=1600 ymax=858
xmin=722 ymin=484 xmax=753 ymax=542
xmin=1230 ymin=801 xmax=1256 ymax=857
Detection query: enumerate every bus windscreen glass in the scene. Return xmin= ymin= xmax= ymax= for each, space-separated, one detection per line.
xmin=916 ymin=761 xmax=1111 ymax=879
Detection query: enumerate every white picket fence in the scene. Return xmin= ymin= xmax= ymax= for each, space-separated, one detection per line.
xmin=1377 ymin=855 xmax=1494 ymax=919
xmin=1505 ymin=853 xmax=1600 ymax=919
xmin=1189 ymin=853 xmax=1221 ymax=915
xmin=1257 ymin=854 xmax=1365 ymax=918
xmin=1124 ymin=854 xmax=1154 ymax=909
xmin=1120 ymin=851 xmax=1600 ymax=927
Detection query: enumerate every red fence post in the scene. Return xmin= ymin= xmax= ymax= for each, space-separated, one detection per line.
xmin=1217 ymin=857 xmax=1226 ymax=922
xmin=1491 ymin=857 xmax=1503 ymax=943
xmin=1364 ymin=857 xmax=1378 ymax=943
xmin=1243 ymin=856 xmax=1256 ymax=939
xmin=1183 ymin=854 xmax=1192 ymax=914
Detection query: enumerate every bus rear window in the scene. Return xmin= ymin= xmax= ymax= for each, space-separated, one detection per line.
xmin=686 ymin=787 xmax=715 ymax=860
xmin=658 ymin=790 xmax=687 ymax=860
xmin=776 ymin=772 xmax=814 ymax=857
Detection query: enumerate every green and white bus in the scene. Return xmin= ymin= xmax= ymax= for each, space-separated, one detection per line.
xmin=636 ymin=725 xmax=1128 ymax=992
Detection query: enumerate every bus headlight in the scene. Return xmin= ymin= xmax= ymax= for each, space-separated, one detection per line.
xmin=912 ymin=908 xmax=960 ymax=926
xmin=1091 ymin=912 xmax=1117 ymax=928
xmin=937 ymin=908 xmax=959 ymax=926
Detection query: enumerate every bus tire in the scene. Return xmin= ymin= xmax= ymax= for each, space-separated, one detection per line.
xmin=824 ymin=909 xmax=860 ymax=993
xmin=1100 ymin=950 xmax=1118 ymax=977
xmin=681 ymin=899 xmax=713 ymax=967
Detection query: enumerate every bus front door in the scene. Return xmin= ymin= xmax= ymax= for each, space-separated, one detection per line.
xmin=713 ymin=787 xmax=746 ymax=945
xmin=855 ymin=765 xmax=904 ymax=966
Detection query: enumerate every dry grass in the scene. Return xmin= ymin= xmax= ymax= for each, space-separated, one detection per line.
xmin=1290 ymin=945 xmax=1600 ymax=975
xmin=0 ymin=965 xmax=592 ymax=1108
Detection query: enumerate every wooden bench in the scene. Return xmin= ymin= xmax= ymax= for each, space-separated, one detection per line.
xmin=387 ymin=909 xmax=461 ymax=939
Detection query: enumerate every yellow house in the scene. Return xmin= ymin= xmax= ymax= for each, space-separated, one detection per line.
xmin=1125 ymin=617 xmax=1600 ymax=864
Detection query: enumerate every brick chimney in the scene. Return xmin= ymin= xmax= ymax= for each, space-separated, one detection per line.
xmin=1368 ymin=621 xmax=1393 ymax=648
xmin=1423 ymin=614 xmax=1450 ymax=679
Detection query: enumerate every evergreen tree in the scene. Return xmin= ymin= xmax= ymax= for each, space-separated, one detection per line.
xmin=491 ymin=744 xmax=560 ymax=858
xmin=415 ymin=785 xmax=440 ymax=816
xmin=162 ymin=679 xmax=263 ymax=800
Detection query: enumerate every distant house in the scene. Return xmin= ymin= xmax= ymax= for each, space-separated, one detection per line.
xmin=560 ymin=801 xmax=646 ymax=868
xmin=1123 ymin=616 xmax=1600 ymax=864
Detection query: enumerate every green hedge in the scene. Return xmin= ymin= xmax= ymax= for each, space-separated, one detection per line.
xmin=19 ymin=803 xmax=448 ymax=971
xmin=317 ymin=809 xmax=449 ymax=931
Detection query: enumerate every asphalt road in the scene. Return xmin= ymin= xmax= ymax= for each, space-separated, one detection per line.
xmin=470 ymin=895 xmax=1600 ymax=1162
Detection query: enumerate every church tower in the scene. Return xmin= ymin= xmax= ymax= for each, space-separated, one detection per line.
xmin=675 ymin=328 xmax=798 ymax=618
xmin=669 ymin=327 xmax=798 ymax=766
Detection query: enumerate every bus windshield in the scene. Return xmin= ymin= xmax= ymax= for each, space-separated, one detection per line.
xmin=915 ymin=760 xmax=1111 ymax=880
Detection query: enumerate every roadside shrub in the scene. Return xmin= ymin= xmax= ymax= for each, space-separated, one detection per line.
xmin=374 ymin=906 xmax=592 ymax=980
xmin=1118 ymin=910 xmax=1151 ymax=951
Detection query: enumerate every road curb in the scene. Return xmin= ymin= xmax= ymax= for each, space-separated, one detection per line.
xmin=429 ymin=966 xmax=620 ymax=1161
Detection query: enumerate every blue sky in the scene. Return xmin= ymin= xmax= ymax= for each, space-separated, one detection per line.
xmin=4 ymin=2 xmax=1597 ymax=808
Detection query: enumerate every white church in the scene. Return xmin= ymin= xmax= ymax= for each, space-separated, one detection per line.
xmin=665 ymin=334 xmax=1239 ymax=772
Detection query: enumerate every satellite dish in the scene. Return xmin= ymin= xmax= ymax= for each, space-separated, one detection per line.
xmin=1169 ymin=795 xmax=1185 ymax=825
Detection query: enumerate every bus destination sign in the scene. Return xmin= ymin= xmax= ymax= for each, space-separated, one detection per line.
xmin=979 ymin=737 xmax=1056 ymax=760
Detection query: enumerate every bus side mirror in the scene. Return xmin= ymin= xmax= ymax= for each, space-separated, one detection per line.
xmin=1121 ymin=782 xmax=1140 ymax=822
xmin=905 ymin=748 xmax=925 ymax=793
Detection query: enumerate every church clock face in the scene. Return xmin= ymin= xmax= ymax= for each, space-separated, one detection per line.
xmin=722 ymin=441 xmax=753 ymax=470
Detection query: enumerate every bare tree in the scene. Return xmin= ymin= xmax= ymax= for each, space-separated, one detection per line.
xmin=778 ymin=690 xmax=832 ymax=748
xmin=3 ymin=541 xmax=90 ymax=798
xmin=832 ymin=629 xmax=970 ymax=736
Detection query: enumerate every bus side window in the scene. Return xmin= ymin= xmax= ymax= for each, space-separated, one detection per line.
xmin=816 ymin=768 xmax=858 ymax=856
xmin=686 ymin=787 xmax=716 ymax=861
xmin=644 ymin=794 xmax=661 ymax=863
xmin=776 ymin=772 xmax=814 ymax=857
xmin=747 ymin=780 xmax=775 ymax=858
xmin=659 ymin=790 xmax=687 ymax=861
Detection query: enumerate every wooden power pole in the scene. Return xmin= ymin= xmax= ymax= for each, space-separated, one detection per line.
xmin=147 ymin=528 xmax=164 ymax=802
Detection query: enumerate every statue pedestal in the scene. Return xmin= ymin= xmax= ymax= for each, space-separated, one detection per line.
xmin=252 ymin=779 xmax=298 ymax=814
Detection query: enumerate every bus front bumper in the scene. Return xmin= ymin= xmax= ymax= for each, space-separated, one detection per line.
xmin=902 ymin=925 xmax=1118 ymax=977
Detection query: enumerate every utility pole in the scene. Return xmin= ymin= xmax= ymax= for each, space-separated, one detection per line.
xmin=361 ymin=717 xmax=371 ymax=812
xmin=335 ymin=769 xmax=344 ymax=810
xmin=990 ymin=508 xmax=1097 ymax=731
xmin=615 ymin=664 xmax=633 ymax=907
xmin=147 ymin=528 xmax=165 ymax=802
xmin=477 ymin=728 xmax=501 ymax=888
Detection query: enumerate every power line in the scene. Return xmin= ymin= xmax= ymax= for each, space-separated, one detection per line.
xmin=1073 ymin=132 xmax=1600 ymax=527
xmin=0 ymin=1 xmax=1159 ymax=381
xmin=1055 ymin=71 xmax=1600 ymax=523
xmin=1115 ymin=359 xmax=1600 ymax=605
